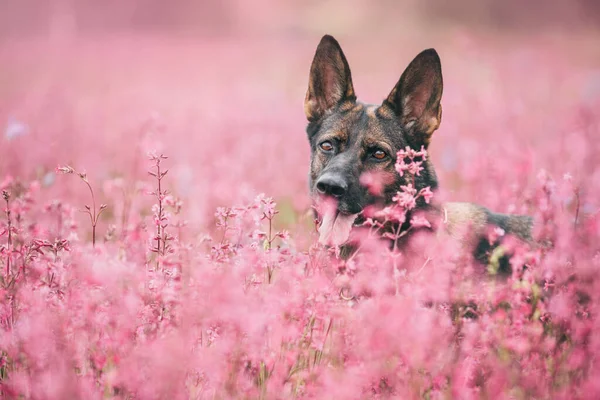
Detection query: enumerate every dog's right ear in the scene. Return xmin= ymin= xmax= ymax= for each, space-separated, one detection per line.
xmin=304 ymin=35 xmax=356 ymax=122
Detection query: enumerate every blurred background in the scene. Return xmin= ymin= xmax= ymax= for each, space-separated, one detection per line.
xmin=1 ymin=0 xmax=599 ymax=38
xmin=1 ymin=0 xmax=599 ymax=231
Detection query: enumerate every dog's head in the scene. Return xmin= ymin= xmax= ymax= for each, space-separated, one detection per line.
xmin=305 ymin=35 xmax=443 ymax=246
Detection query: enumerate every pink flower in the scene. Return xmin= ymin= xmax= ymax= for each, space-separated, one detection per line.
xmin=251 ymin=229 xmax=267 ymax=240
xmin=393 ymin=191 xmax=417 ymax=210
xmin=487 ymin=226 xmax=505 ymax=244
xmin=410 ymin=215 xmax=431 ymax=228
xmin=419 ymin=187 xmax=434 ymax=204
xmin=395 ymin=146 xmax=429 ymax=177
xmin=359 ymin=171 xmax=385 ymax=196
xmin=276 ymin=230 xmax=290 ymax=241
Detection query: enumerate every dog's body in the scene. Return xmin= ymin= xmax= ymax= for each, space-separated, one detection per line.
xmin=304 ymin=35 xmax=532 ymax=261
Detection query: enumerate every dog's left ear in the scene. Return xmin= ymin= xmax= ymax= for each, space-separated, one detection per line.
xmin=383 ymin=49 xmax=443 ymax=147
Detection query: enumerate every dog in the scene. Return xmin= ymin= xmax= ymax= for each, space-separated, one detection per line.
xmin=304 ymin=35 xmax=533 ymax=266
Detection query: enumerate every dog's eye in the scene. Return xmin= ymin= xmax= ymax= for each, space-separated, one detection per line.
xmin=320 ymin=141 xmax=334 ymax=152
xmin=373 ymin=150 xmax=387 ymax=160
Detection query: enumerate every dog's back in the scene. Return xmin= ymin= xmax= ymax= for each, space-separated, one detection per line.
xmin=443 ymin=202 xmax=533 ymax=242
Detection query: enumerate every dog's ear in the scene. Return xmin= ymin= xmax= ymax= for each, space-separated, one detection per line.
xmin=305 ymin=35 xmax=356 ymax=122
xmin=383 ymin=49 xmax=443 ymax=147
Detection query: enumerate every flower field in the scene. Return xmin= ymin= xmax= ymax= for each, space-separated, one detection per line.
xmin=1 ymin=3 xmax=600 ymax=398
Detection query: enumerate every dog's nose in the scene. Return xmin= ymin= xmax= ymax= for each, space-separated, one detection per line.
xmin=316 ymin=174 xmax=348 ymax=197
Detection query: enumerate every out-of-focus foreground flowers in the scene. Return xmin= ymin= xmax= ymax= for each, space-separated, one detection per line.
xmin=1 ymin=123 xmax=600 ymax=399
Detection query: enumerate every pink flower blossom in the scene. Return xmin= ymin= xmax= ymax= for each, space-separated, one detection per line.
xmin=410 ymin=215 xmax=431 ymax=228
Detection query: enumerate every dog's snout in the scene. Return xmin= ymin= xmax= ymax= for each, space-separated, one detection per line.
xmin=316 ymin=174 xmax=348 ymax=197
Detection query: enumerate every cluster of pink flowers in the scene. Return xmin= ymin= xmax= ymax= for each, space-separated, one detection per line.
xmin=360 ymin=147 xmax=436 ymax=243
xmin=395 ymin=146 xmax=428 ymax=178
xmin=0 ymin=138 xmax=598 ymax=399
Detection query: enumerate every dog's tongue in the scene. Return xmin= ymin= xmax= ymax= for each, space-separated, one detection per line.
xmin=318 ymin=209 xmax=358 ymax=247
